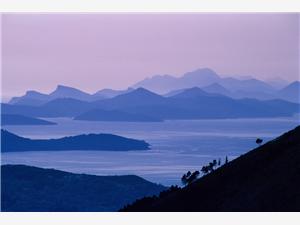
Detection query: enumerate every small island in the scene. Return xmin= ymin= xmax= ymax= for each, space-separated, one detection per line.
xmin=1 ymin=129 xmax=150 ymax=152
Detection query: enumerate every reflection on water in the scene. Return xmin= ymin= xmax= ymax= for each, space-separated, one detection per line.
xmin=2 ymin=117 xmax=299 ymax=186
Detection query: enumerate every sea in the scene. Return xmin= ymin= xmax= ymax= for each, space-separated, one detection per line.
xmin=2 ymin=117 xmax=299 ymax=186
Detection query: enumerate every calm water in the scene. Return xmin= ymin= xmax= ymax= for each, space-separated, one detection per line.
xmin=2 ymin=117 xmax=299 ymax=186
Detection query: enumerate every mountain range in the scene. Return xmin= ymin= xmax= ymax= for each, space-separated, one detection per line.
xmin=2 ymin=86 xmax=299 ymax=121
xmin=7 ymin=68 xmax=300 ymax=107
xmin=2 ymin=68 xmax=299 ymax=122
xmin=132 ymin=68 xmax=299 ymax=103
xmin=9 ymin=85 xmax=133 ymax=106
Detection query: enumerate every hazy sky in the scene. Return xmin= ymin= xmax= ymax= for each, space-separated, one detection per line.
xmin=2 ymin=13 xmax=299 ymax=98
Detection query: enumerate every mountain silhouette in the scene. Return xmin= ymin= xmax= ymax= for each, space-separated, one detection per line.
xmin=7 ymin=69 xmax=299 ymax=106
xmin=93 ymin=88 xmax=167 ymax=110
xmin=121 ymin=125 xmax=300 ymax=211
xmin=219 ymin=77 xmax=275 ymax=93
xmin=93 ymin=88 xmax=134 ymax=99
xmin=181 ymin=68 xmax=220 ymax=87
xmin=131 ymin=68 xmax=277 ymax=96
xmin=202 ymin=83 xmax=232 ymax=96
xmin=132 ymin=68 xmax=220 ymax=94
xmin=170 ymin=87 xmax=218 ymax=98
xmin=277 ymin=81 xmax=300 ymax=103
xmin=1 ymin=130 xmax=150 ymax=152
xmin=265 ymin=77 xmax=289 ymax=89
xmin=3 ymin=98 xmax=93 ymax=118
xmin=3 ymin=86 xmax=299 ymax=119
xmin=1 ymin=165 xmax=166 ymax=211
xmin=132 ymin=74 xmax=180 ymax=94
xmin=49 ymin=85 xmax=92 ymax=101
xmin=8 ymin=85 xmax=131 ymax=106
xmin=9 ymin=90 xmax=50 ymax=106
xmin=40 ymin=98 xmax=92 ymax=117
xmin=131 ymin=67 xmax=300 ymax=102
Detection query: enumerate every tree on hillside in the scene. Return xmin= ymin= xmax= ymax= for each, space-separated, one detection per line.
xmin=208 ymin=162 xmax=214 ymax=172
xmin=212 ymin=159 xmax=217 ymax=169
xmin=218 ymin=158 xmax=221 ymax=166
xmin=225 ymin=156 xmax=229 ymax=164
xmin=186 ymin=171 xmax=191 ymax=177
xmin=256 ymin=138 xmax=263 ymax=146
xmin=201 ymin=166 xmax=209 ymax=175
xmin=181 ymin=174 xmax=188 ymax=186
xmin=181 ymin=170 xmax=200 ymax=186
xmin=189 ymin=171 xmax=200 ymax=184
xmin=181 ymin=171 xmax=191 ymax=185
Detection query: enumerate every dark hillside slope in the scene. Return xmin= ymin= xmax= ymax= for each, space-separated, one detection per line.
xmin=122 ymin=125 xmax=300 ymax=211
xmin=1 ymin=165 xmax=166 ymax=212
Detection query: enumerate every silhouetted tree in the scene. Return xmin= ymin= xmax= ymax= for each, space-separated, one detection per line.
xmin=185 ymin=171 xmax=199 ymax=184
xmin=201 ymin=166 xmax=209 ymax=175
xmin=256 ymin=138 xmax=263 ymax=146
xmin=181 ymin=170 xmax=200 ymax=186
xmin=181 ymin=174 xmax=188 ymax=185
xmin=212 ymin=159 xmax=217 ymax=169
xmin=225 ymin=156 xmax=228 ymax=164
xmin=208 ymin=162 xmax=214 ymax=172
xmin=218 ymin=158 xmax=221 ymax=166
xmin=181 ymin=171 xmax=192 ymax=186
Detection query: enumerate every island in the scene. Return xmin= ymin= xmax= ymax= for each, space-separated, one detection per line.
xmin=1 ymin=129 xmax=150 ymax=152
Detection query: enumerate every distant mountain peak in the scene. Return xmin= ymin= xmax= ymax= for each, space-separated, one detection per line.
xmin=93 ymin=87 xmax=134 ymax=98
xmin=171 ymin=87 xmax=210 ymax=98
xmin=194 ymin=67 xmax=217 ymax=74
xmin=54 ymin=84 xmax=81 ymax=92
xmin=184 ymin=68 xmax=219 ymax=79
xmin=205 ymin=82 xmax=226 ymax=89
xmin=280 ymin=81 xmax=300 ymax=91
xmin=111 ymin=88 xmax=164 ymax=103
xmin=145 ymin=74 xmax=175 ymax=79
xmin=130 ymin=87 xmax=161 ymax=97
xmin=50 ymin=85 xmax=92 ymax=102
xmin=288 ymin=81 xmax=300 ymax=86
xmin=25 ymin=90 xmax=44 ymax=95
xmin=135 ymin=87 xmax=152 ymax=92
xmin=203 ymin=83 xmax=231 ymax=95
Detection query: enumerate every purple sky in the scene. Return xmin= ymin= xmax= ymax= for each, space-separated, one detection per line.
xmin=2 ymin=13 xmax=299 ymax=98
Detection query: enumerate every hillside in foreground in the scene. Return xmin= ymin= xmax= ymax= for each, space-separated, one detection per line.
xmin=121 ymin=125 xmax=300 ymax=211
xmin=1 ymin=165 xmax=166 ymax=212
